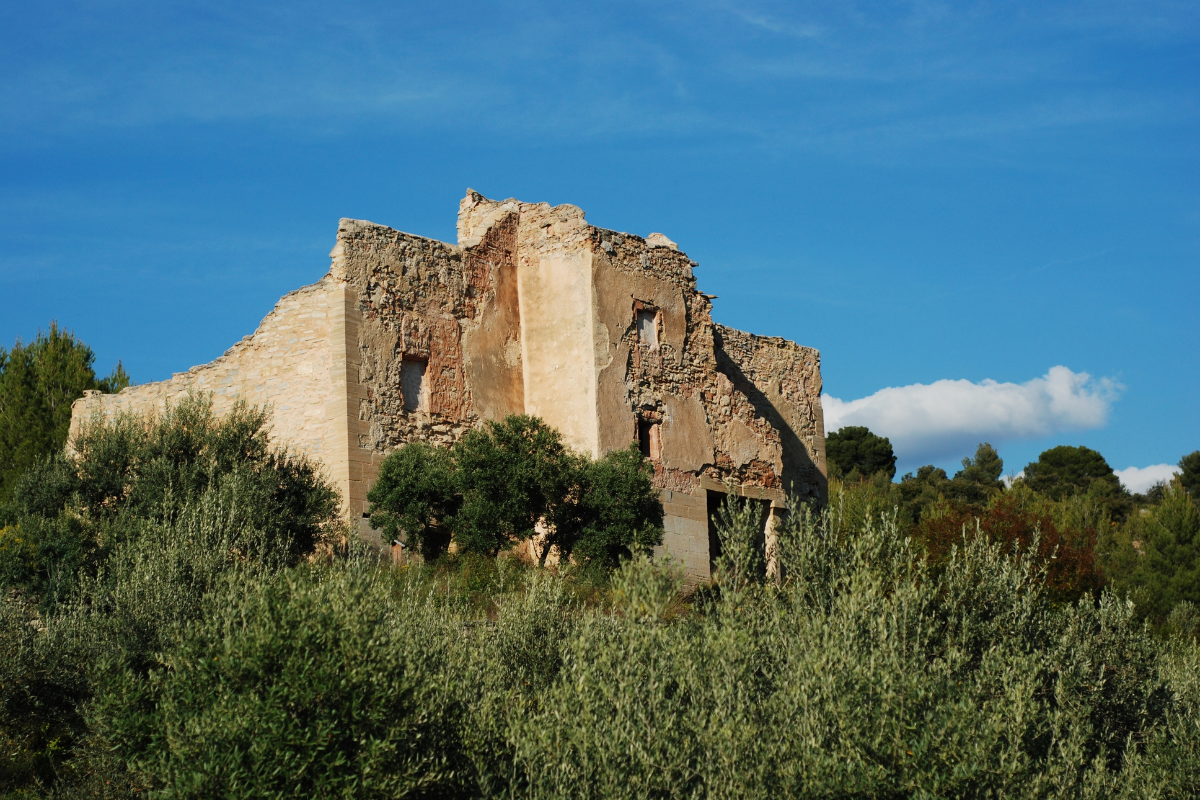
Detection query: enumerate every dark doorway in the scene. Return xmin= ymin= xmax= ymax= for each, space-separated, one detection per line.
xmin=707 ymin=489 xmax=771 ymax=577
xmin=707 ymin=490 xmax=724 ymax=571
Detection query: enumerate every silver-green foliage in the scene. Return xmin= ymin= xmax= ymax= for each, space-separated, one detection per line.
xmin=507 ymin=500 xmax=1195 ymax=799
xmin=14 ymin=494 xmax=1200 ymax=798
xmin=1 ymin=478 xmax=305 ymax=796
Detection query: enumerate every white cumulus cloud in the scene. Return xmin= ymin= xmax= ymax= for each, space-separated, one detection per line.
xmin=1114 ymin=464 xmax=1179 ymax=494
xmin=822 ymin=366 xmax=1121 ymax=469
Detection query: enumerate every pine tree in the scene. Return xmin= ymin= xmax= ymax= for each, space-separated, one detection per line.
xmin=0 ymin=323 xmax=128 ymax=502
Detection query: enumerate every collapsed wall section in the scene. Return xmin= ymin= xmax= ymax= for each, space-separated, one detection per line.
xmin=68 ymin=276 xmax=352 ymax=500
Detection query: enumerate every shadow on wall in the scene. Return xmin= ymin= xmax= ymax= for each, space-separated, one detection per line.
xmin=713 ymin=343 xmax=823 ymax=502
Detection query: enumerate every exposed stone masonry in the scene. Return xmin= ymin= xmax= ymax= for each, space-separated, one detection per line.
xmin=70 ymin=189 xmax=827 ymax=581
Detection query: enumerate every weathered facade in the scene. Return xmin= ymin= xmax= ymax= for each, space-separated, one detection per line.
xmin=70 ymin=190 xmax=826 ymax=581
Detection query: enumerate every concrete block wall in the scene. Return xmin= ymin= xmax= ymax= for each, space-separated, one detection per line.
xmin=657 ymin=490 xmax=711 ymax=582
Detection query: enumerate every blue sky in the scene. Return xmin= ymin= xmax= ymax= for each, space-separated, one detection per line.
xmin=2 ymin=1 xmax=1197 ymax=487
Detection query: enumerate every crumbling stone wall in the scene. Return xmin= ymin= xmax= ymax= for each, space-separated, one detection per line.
xmin=714 ymin=325 xmax=826 ymax=500
xmin=590 ymin=227 xmax=712 ymax=492
xmin=327 ymin=207 xmax=528 ymax=518
xmin=586 ymin=222 xmax=825 ymax=502
xmin=68 ymin=188 xmax=827 ymax=579
xmin=330 ymin=218 xmax=476 ymax=453
xmin=69 ymin=277 xmax=348 ymax=465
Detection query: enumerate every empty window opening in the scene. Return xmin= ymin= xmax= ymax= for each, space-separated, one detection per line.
xmin=400 ymin=358 xmax=428 ymax=412
xmin=636 ymin=309 xmax=659 ymax=346
xmin=706 ymin=489 xmax=773 ymax=576
xmin=637 ymin=418 xmax=661 ymax=460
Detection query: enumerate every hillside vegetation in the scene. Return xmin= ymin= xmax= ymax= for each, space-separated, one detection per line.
xmin=2 ymin=397 xmax=1199 ymax=798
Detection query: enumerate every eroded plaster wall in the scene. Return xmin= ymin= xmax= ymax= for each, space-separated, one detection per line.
xmin=329 ymin=208 xmax=528 ymax=517
xmin=514 ymin=202 xmax=601 ymax=457
xmin=714 ymin=325 xmax=827 ymax=501
xmin=579 ymin=222 xmax=827 ymax=580
xmin=583 ymin=223 xmax=818 ymax=497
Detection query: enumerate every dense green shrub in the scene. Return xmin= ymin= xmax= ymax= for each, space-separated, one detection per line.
xmin=369 ymin=416 xmax=663 ymax=565
xmin=7 ymin=399 xmax=1200 ymax=797
xmin=9 ymin=484 xmax=1200 ymax=797
xmin=0 ymin=394 xmax=339 ymax=610
xmin=0 ymin=595 xmax=93 ymax=791
xmin=503 ymin=498 xmax=1188 ymax=798
xmin=94 ymin=562 xmax=470 ymax=799
xmin=0 ymin=478 xmax=313 ymax=797
xmin=917 ymin=490 xmax=1105 ymax=605
xmin=69 ymin=395 xmax=339 ymax=557
xmin=368 ymin=440 xmax=459 ymax=561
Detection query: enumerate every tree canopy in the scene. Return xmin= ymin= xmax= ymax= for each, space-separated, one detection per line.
xmin=954 ymin=442 xmax=1004 ymax=489
xmin=552 ymin=445 xmax=664 ymax=569
xmin=825 ymin=426 xmax=897 ymax=481
xmin=945 ymin=442 xmax=1005 ymax=504
xmin=452 ymin=415 xmax=577 ymax=557
xmin=1181 ymin=450 xmax=1200 ymax=501
xmin=1023 ymin=445 xmax=1131 ymax=521
xmin=894 ymin=444 xmax=1006 ymax=522
xmin=368 ymin=415 xmax=664 ymax=566
xmin=367 ymin=441 xmax=459 ymax=561
xmin=1108 ymin=480 xmax=1200 ymax=629
xmin=0 ymin=323 xmax=128 ymax=502
xmin=1023 ymin=445 xmax=1123 ymax=499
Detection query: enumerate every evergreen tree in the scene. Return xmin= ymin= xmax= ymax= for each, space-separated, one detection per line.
xmin=946 ymin=442 xmax=1005 ymax=504
xmin=954 ymin=442 xmax=1004 ymax=488
xmin=0 ymin=323 xmax=128 ymax=502
xmin=897 ymin=465 xmax=950 ymax=524
xmin=1112 ymin=480 xmax=1200 ymax=628
xmin=825 ymin=426 xmax=897 ymax=481
xmin=554 ymin=445 xmax=664 ymax=569
xmin=1180 ymin=451 xmax=1200 ymax=501
xmin=1023 ymin=445 xmax=1122 ymax=499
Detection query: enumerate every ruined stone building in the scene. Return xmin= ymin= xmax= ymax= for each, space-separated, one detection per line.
xmin=69 ymin=190 xmax=827 ymax=581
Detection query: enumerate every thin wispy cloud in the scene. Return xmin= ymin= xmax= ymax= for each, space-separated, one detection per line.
xmin=1 ymin=1 xmax=1194 ymax=151
xmin=822 ymin=366 xmax=1122 ymax=469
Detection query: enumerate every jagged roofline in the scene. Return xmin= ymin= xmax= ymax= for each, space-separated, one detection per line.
xmin=331 ymin=188 xmax=691 ymax=258
xmin=87 ymin=191 xmax=813 ymax=403
xmin=330 ymin=190 xmax=814 ymax=355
